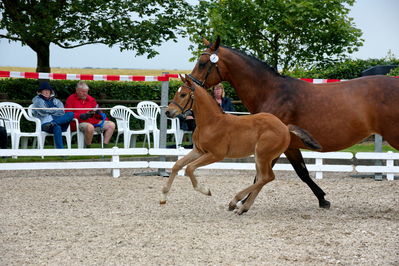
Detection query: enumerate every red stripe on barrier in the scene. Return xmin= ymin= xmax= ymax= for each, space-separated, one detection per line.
xmin=300 ymin=78 xmax=314 ymax=83
xmin=157 ymin=76 xmax=169 ymax=81
xmin=79 ymin=74 xmax=94 ymax=80
xmin=131 ymin=76 xmax=145 ymax=81
xmin=326 ymin=79 xmax=341 ymax=83
xmin=165 ymin=74 xmax=179 ymax=79
xmin=52 ymin=73 xmax=67 ymax=80
xmin=106 ymin=75 xmax=120 ymax=81
xmin=0 ymin=71 xmax=10 ymax=77
xmin=24 ymin=72 xmax=39 ymax=79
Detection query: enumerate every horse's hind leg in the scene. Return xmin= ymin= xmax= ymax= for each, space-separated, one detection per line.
xmin=285 ymin=149 xmax=330 ymax=209
xmin=160 ymin=149 xmax=202 ymax=204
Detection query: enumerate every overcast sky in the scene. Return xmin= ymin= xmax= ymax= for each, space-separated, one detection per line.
xmin=0 ymin=0 xmax=398 ymax=70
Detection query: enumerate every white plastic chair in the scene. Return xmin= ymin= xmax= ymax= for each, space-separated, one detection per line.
xmin=166 ymin=117 xmax=192 ymax=148
xmin=28 ymin=104 xmax=72 ymax=149
xmin=110 ymin=105 xmax=152 ymax=148
xmin=71 ymin=118 xmax=104 ymax=149
xmin=136 ymin=101 xmax=161 ymax=148
xmin=0 ymin=102 xmax=41 ymax=150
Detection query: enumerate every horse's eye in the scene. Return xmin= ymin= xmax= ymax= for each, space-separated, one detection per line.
xmin=180 ymin=93 xmax=187 ymax=98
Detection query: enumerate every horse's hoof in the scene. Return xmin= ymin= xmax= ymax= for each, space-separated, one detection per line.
xmin=319 ymin=199 xmax=331 ymax=209
xmin=160 ymin=200 xmax=167 ymax=205
xmin=207 ymin=190 xmax=212 ymax=196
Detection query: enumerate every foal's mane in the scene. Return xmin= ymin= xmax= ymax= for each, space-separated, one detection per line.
xmin=222 ymin=45 xmax=288 ymax=79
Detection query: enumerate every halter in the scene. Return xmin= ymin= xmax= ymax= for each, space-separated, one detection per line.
xmin=190 ymin=51 xmax=223 ymax=88
xmin=170 ymin=85 xmax=195 ymax=114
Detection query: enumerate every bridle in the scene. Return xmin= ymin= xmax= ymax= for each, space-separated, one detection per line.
xmin=189 ymin=51 xmax=223 ymax=88
xmin=169 ymin=84 xmax=195 ymax=114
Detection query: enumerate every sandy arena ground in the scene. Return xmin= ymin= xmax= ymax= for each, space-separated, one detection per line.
xmin=0 ymin=168 xmax=398 ymax=265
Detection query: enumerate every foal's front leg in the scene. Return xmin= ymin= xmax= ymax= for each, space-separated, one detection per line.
xmin=160 ymin=149 xmax=202 ymax=204
xmin=185 ymin=152 xmax=223 ymax=196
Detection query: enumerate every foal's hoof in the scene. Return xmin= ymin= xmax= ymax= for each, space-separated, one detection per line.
xmin=234 ymin=208 xmax=248 ymax=215
xmin=160 ymin=200 xmax=166 ymax=205
xmin=319 ymin=199 xmax=331 ymax=209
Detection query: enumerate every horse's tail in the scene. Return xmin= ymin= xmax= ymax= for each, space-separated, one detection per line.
xmin=288 ymin=124 xmax=322 ymax=150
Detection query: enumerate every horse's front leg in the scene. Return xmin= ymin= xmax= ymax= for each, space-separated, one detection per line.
xmin=185 ymin=153 xmax=223 ymax=196
xmin=160 ymin=149 xmax=202 ymax=204
xmin=285 ymin=148 xmax=330 ymax=209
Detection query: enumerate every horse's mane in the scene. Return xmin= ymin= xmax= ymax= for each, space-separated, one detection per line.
xmin=222 ymin=45 xmax=287 ymax=78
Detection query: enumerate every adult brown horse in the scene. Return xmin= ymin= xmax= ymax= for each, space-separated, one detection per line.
xmin=189 ymin=37 xmax=399 ymax=209
xmin=161 ymin=75 xmax=321 ymax=214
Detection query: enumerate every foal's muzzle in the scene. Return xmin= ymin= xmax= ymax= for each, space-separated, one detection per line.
xmin=165 ymin=108 xmax=178 ymax=118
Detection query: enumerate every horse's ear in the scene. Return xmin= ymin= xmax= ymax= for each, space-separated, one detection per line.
xmin=211 ymin=36 xmax=221 ymax=51
xmin=179 ymin=74 xmax=187 ymax=83
xmin=202 ymin=37 xmax=210 ymax=47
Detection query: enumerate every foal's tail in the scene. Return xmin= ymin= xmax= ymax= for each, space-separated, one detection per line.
xmin=288 ymin=124 xmax=322 ymax=150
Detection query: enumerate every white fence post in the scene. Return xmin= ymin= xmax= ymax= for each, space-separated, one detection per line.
xmin=315 ymin=158 xmax=323 ymax=179
xmin=386 ymin=151 xmax=394 ymax=181
xmin=112 ymin=147 xmax=120 ymax=178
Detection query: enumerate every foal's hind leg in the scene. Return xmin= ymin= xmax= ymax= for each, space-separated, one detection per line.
xmin=229 ymin=163 xmax=275 ymax=215
xmin=160 ymin=149 xmax=202 ymax=204
xmin=239 ymin=156 xmax=279 ymax=206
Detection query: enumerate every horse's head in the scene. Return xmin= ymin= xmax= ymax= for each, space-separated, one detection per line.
xmin=165 ymin=74 xmax=195 ymax=118
xmin=189 ymin=36 xmax=225 ymax=88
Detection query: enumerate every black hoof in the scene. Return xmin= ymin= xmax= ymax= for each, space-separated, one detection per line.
xmin=319 ymin=199 xmax=331 ymax=209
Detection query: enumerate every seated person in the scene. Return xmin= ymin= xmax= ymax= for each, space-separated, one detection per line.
xmin=65 ymin=81 xmax=115 ymax=148
xmin=177 ymin=109 xmax=196 ymax=132
xmin=32 ymin=81 xmax=74 ymax=149
xmin=0 ymin=125 xmax=7 ymax=149
xmin=176 ymin=109 xmax=195 ymax=148
xmin=212 ymin=83 xmax=235 ymax=112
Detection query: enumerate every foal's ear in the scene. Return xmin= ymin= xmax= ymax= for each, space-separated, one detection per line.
xmin=185 ymin=75 xmax=194 ymax=87
xmin=211 ymin=36 xmax=221 ymax=51
xmin=179 ymin=74 xmax=187 ymax=83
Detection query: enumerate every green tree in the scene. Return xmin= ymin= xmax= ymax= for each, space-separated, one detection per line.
xmin=187 ymin=0 xmax=363 ymax=73
xmin=0 ymin=0 xmax=192 ymax=72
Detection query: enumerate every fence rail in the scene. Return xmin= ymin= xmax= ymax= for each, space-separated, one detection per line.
xmin=1 ymin=148 xmax=398 ymax=180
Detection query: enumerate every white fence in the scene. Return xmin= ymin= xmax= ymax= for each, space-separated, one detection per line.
xmin=1 ymin=148 xmax=398 ymax=179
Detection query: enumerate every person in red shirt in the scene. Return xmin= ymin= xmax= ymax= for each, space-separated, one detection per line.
xmin=65 ymin=81 xmax=115 ymax=148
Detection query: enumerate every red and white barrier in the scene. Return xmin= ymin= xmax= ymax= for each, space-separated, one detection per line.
xmin=0 ymin=70 xmax=397 ymax=83
xmin=0 ymin=71 xmax=179 ymax=82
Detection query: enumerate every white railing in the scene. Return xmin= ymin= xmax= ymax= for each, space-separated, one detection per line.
xmin=355 ymin=151 xmax=399 ymax=181
xmin=0 ymin=148 xmax=397 ymax=180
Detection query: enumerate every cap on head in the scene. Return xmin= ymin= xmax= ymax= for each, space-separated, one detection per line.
xmin=37 ymin=81 xmax=54 ymax=93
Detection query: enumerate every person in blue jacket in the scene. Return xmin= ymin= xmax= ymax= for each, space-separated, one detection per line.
xmin=32 ymin=82 xmax=74 ymax=149
xmin=212 ymin=83 xmax=235 ymax=112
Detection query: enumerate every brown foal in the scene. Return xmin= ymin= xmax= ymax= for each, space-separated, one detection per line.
xmin=161 ymin=75 xmax=321 ymax=215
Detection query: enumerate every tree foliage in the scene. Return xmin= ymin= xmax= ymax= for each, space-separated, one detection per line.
xmin=187 ymin=0 xmax=363 ymax=73
xmin=0 ymin=0 xmax=192 ymax=72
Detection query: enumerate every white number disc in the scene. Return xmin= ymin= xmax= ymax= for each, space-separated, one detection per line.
xmin=210 ymin=54 xmax=219 ymax=63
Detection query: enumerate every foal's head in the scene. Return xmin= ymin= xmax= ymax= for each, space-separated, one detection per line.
xmin=190 ymin=36 xmax=224 ymax=88
xmin=165 ymin=74 xmax=194 ymax=118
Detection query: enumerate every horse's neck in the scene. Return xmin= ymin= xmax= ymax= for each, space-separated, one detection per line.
xmin=222 ymin=49 xmax=287 ymax=113
xmin=192 ymin=88 xmax=223 ymax=125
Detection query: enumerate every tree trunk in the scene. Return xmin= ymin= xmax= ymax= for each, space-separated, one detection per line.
xmin=35 ymin=43 xmax=51 ymax=73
